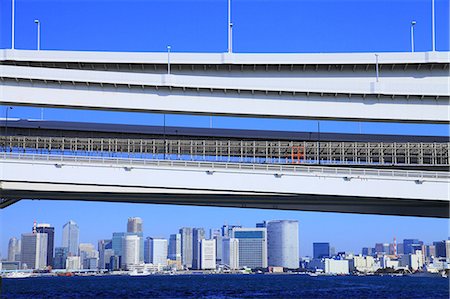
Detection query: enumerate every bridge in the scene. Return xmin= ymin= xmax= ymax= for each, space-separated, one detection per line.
xmin=1 ymin=50 xmax=449 ymax=217
xmin=1 ymin=50 xmax=449 ymax=123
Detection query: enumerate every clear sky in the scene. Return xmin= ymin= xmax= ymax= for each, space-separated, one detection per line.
xmin=0 ymin=0 xmax=449 ymax=257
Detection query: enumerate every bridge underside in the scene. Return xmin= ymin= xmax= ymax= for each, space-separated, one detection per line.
xmin=1 ymin=188 xmax=448 ymax=218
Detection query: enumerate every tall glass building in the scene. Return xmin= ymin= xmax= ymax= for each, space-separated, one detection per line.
xmin=36 ymin=224 xmax=55 ymax=267
xmin=62 ymin=220 xmax=79 ymax=256
xmin=168 ymin=233 xmax=181 ymax=262
xmin=192 ymin=228 xmax=205 ymax=269
xmin=232 ymin=228 xmax=267 ymax=269
xmin=313 ymin=242 xmax=330 ymax=259
xmin=21 ymin=233 xmax=48 ymax=269
xmin=267 ymin=220 xmax=299 ymax=269
xmin=145 ymin=237 xmax=168 ymax=265
xmin=179 ymin=227 xmax=193 ymax=268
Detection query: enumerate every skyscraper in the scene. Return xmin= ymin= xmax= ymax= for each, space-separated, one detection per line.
xmin=313 ymin=243 xmax=330 ymax=259
xmin=123 ymin=235 xmax=140 ymax=270
xmin=145 ymin=237 xmax=168 ymax=266
xmin=221 ymin=224 xmax=241 ymax=238
xmin=21 ymin=233 xmax=48 ymax=270
xmin=168 ymin=233 xmax=182 ymax=262
xmin=267 ymin=220 xmax=299 ymax=269
xmin=62 ymin=220 xmax=79 ymax=256
xmin=232 ymin=227 xmax=267 ymax=269
xmin=8 ymin=237 xmax=21 ymax=262
xmin=54 ymin=247 xmax=68 ymax=269
xmin=125 ymin=218 xmax=144 ymax=262
xmin=35 ymin=223 xmax=55 ymax=267
xmin=200 ymin=239 xmax=216 ymax=270
xmin=127 ymin=217 xmax=143 ymax=233
xmin=222 ymin=237 xmax=239 ymax=270
xmin=98 ymin=239 xmax=112 ymax=269
xmin=192 ymin=228 xmax=206 ymax=269
xmin=179 ymin=227 xmax=193 ymax=268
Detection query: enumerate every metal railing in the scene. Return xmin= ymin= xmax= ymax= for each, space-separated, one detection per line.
xmin=2 ymin=152 xmax=449 ymax=180
xmin=1 ymin=135 xmax=449 ymax=167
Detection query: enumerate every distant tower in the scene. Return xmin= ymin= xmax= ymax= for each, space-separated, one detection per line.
xmin=393 ymin=237 xmax=397 ymax=256
xmin=35 ymin=223 xmax=55 ymax=268
xmin=127 ymin=217 xmax=143 ymax=233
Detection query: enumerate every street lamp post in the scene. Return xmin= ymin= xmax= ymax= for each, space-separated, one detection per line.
xmin=228 ymin=0 xmax=232 ymax=53
xmin=410 ymin=20 xmax=416 ymax=52
xmin=34 ymin=19 xmax=41 ymax=50
xmin=167 ymin=45 xmax=171 ymax=75
xmin=11 ymin=0 xmax=15 ymax=49
xmin=432 ymin=0 xmax=435 ymax=51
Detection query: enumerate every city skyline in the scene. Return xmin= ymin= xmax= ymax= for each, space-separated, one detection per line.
xmin=1 ymin=200 xmax=448 ymax=258
xmin=1 ymin=0 xmax=449 ymax=265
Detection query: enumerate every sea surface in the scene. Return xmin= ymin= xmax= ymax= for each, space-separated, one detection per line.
xmin=1 ymin=274 xmax=449 ymax=298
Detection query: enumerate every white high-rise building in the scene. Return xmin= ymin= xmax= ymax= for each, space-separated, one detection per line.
xmin=62 ymin=220 xmax=79 ymax=256
xmin=8 ymin=237 xmax=21 ymax=261
xmin=222 ymin=238 xmax=239 ymax=270
xmin=78 ymin=243 xmax=99 ymax=269
xmin=200 ymin=239 xmax=216 ymax=270
xmin=168 ymin=234 xmax=181 ymax=262
xmin=66 ymin=256 xmax=81 ymax=270
xmin=145 ymin=237 xmax=168 ymax=266
xmin=267 ymin=220 xmax=299 ymax=269
xmin=21 ymin=233 xmax=48 ymax=270
xmin=123 ymin=235 xmax=140 ymax=269
xmin=232 ymin=227 xmax=267 ymax=269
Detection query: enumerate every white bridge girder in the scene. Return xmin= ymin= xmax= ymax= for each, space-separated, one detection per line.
xmin=1 ymin=50 xmax=449 ymax=123
xmin=0 ymin=154 xmax=448 ymax=218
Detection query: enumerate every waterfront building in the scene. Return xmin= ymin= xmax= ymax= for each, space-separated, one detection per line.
xmin=35 ymin=223 xmax=55 ymax=267
xmin=112 ymin=232 xmax=143 ymax=268
xmin=424 ymin=245 xmax=436 ymax=259
xmin=313 ymin=242 xmax=330 ymax=259
xmin=62 ymin=220 xmax=79 ymax=256
xmin=200 ymin=239 xmax=216 ymax=270
xmin=8 ymin=237 xmax=21 ymax=262
xmin=222 ymin=237 xmax=239 ymax=270
xmin=79 ymin=243 xmax=99 ymax=269
xmin=145 ymin=237 xmax=168 ymax=266
xmin=21 ymin=232 xmax=48 ymax=270
xmin=54 ymin=247 xmax=68 ymax=269
xmin=324 ymin=259 xmax=349 ymax=274
xmin=103 ymin=249 xmax=115 ymax=270
xmin=127 ymin=217 xmax=143 ymax=233
xmin=123 ymin=235 xmax=140 ymax=269
xmin=350 ymin=255 xmax=377 ymax=273
xmin=232 ymin=227 xmax=267 ymax=269
xmin=401 ymin=250 xmax=424 ymax=271
xmin=98 ymin=239 xmax=112 ymax=269
xmin=109 ymin=255 xmax=121 ymax=271
xmin=179 ymin=227 xmax=193 ymax=268
xmin=397 ymin=243 xmax=404 ymax=255
xmin=66 ymin=256 xmax=81 ymax=270
xmin=192 ymin=228 xmax=206 ymax=269
xmin=0 ymin=261 xmax=21 ymax=271
xmin=381 ymin=255 xmax=400 ymax=269
xmin=168 ymin=233 xmax=182 ymax=262
xmin=267 ymin=220 xmax=299 ymax=269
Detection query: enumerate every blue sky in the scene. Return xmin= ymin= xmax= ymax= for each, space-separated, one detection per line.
xmin=1 ymin=0 xmax=449 ymax=257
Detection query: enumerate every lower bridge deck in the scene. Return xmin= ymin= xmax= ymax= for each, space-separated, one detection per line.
xmin=1 ymin=135 xmax=448 ymax=169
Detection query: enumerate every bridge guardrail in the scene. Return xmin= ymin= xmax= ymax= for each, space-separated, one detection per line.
xmin=1 ymin=152 xmax=449 ymax=180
